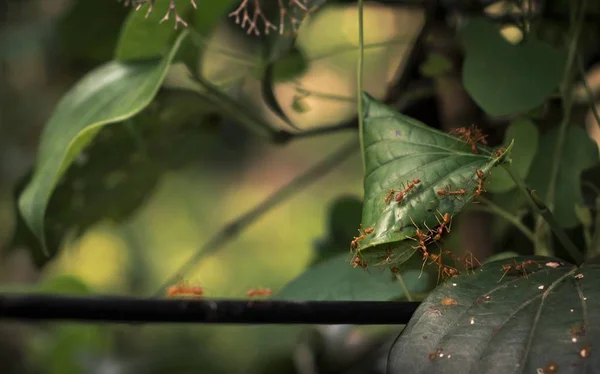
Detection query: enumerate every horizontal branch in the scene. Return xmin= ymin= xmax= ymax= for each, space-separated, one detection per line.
xmin=0 ymin=293 xmax=420 ymax=325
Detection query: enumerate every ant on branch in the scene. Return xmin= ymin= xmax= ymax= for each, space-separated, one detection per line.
xmin=247 ymin=287 xmax=272 ymax=297
xmin=497 ymin=259 xmax=541 ymax=283
xmin=167 ymin=280 xmax=204 ymax=297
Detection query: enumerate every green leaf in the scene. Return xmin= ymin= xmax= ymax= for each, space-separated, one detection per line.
xmin=388 ymin=255 xmax=599 ymax=373
xmin=193 ymin=0 xmax=240 ymax=36
xmin=488 ymin=118 xmax=539 ymax=193
xmin=357 ymin=94 xmax=505 ymax=267
xmin=461 ymin=18 xmax=567 ymax=116
xmin=17 ymin=31 xmax=188 ymax=256
xmin=527 ymin=126 xmax=599 ymax=228
xmin=115 ymin=0 xmax=194 ymax=61
xmin=419 ymin=52 xmax=452 ymax=77
xmin=38 ymin=274 xmax=91 ymax=295
xmin=278 ymin=252 xmax=432 ymax=301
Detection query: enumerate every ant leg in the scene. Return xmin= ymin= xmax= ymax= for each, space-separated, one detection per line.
xmin=497 ymin=267 xmax=511 ymax=283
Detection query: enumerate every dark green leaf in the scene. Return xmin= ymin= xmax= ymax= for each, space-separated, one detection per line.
xmin=278 ymin=252 xmax=432 ymax=301
xmin=461 ymin=18 xmax=567 ymax=116
xmin=357 ymin=94 xmax=505 ymax=267
xmin=17 ymin=31 xmax=188 ymax=256
xmin=388 ymin=256 xmax=599 ymax=373
xmin=527 ymin=126 xmax=599 ymax=228
xmin=115 ymin=0 xmax=194 ymax=61
xmin=488 ymin=118 xmax=539 ymax=193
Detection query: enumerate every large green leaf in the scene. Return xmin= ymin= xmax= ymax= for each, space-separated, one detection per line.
xmin=388 ymin=255 xmax=600 ymax=373
xmin=278 ymin=252 xmax=433 ymax=301
xmin=17 ymin=31 xmax=188 ymax=256
xmin=115 ymin=0 xmax=194 ymax=61
xmin=357 ymin=94 xmax=506 ymax=265
xmin=487 ymin=118 xmax=539 ymax=193
xmin=461 ymin=18 xmax=567 ymax=116
xmin=527 ymin=126 xmax=599 ymax=228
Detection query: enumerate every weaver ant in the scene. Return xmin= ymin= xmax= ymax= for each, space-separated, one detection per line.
xmin=395 ymin=178 xmax=421 ymax=203
xmin=497 ymin=259 xmax=540 ymax=283
xmin=167 ymin=280 xmax=204 ymax=297
xmin=463 ymin=251 xmax=483 ymax=274
xmin=247 ymin=287 xmax=272 ymax=297
xmin=473 ymin=169 xmax=487 ymax=198
xmin=384 ymin=189 xmax=395 ymax=204
xmin=427 ymin=211 xmax=452 ymax=241
xmin=350 ymin=226 xmax=374 ymax=250
xmin=494 ymin=147 xmax=505 ymax=158
xmin=450 ymin=125 xmax=488 ymax=154
xmin=351 ymin=254 xmax=369 ymax=272
xmin=437 ymin=187 xmax=467 ymax=200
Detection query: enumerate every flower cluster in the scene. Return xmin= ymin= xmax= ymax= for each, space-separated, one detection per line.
xmin=119 ymin=0 xmax=310 ymax=35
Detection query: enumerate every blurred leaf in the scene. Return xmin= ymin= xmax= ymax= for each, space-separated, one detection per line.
xmin=461 ymin=18 xmax=566 ymax=116
xmin=527 ymin=126 xmax=599 ymax=227
xmin=419 ymin=52 xmax=452 ymax=77
xmin=357 ymin=94 xmax=506 ymax=267
xmin=30 ymin=324 xmax=112 ymax=374
xmin=115 ymin=0 xmax=194 ymax=61
xmin=17 ymin=32 xmax=188 ymax=257
xmin=38 ymin=274 xmax=92 ymax=295
xmin=11 ymin=90 xmax=219 ymax=266
xmin=388 ymin=255 xmax=599 ymax=373
xmin=58 ymin=0 xmax=129 ymax=63
xmin=488 ymin=118 xmax=539 ymax=193
xmin=278 ymin=252 xmax=431 ymax=301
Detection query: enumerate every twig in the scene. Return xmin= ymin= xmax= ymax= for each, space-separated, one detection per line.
xmin=0 ymin=294 xmax=419 ymax=325
xmin=154 ymin=139 xmax=359 ymax=296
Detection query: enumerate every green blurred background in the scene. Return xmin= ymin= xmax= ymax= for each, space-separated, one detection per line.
xmin=0 ymin=0 xmax=427 ymax=373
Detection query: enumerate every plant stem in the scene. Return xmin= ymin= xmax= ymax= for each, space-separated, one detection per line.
xmin=504 ymin=164 xmax=583 ymax=263
xmin=536 ymin=0 xmax=587 ymax=253
xmin=357 ymin=0 xmax=366 ymax=173
xmin=395 ymin=274 xmax=413 ymax=302
xmin=473 ymin=196 xmax=536 ymax=244
xmin=154 ymin=139 xmax=359 ymax=296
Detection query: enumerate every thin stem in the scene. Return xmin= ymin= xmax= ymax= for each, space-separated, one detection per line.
xmin=395 ymin=274 xmax=413 ymax=302
xmin=0 ymin=293 xmax=420 ymax=325
xmin=578 ymin=55 xmax=600 ymax=131
xmin=473 ymin=196 xmax=536 ymax=244
xmin=504 ymin=164 xmax=584 ymax=263
xmin=154 ymin=139 xmax=359 ymax=296
xmin=357 ymin=0 xmax=366 ymax=173
xmin=536 ymin=0 xmax=587 ymax=254
xmin=545 ymin=0 xmax=587 ymax=212
xmin=293 ymin=83 xmax=356 ymax=103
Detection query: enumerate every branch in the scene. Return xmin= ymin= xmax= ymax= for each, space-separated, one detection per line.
xmin=0 ymin=293 xmax=420 ymax=325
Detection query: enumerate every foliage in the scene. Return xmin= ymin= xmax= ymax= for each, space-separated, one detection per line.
xmin=6 ymin=0 xmax=600 ymax=373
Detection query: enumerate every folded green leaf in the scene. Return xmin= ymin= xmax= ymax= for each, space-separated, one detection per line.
xmin=357 ymin=94 xmax=506 ymax=264
xmin=18 ymin=31 xmax=188 ymax=256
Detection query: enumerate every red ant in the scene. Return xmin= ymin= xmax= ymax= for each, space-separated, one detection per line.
xmin=463 ymin=251 xmax=483 ymax=274
xmin=437 ymin=187 xmax=467 ymax=200
xmin=427 ymin=251 xmax=459 ymax=284
xmin=247 ymin=287 xmax=272 ymax=297
xmin=473 ymin=169 xmax=486 ymax=198
xmin=167 ymin=280 xmax=204 ymax=297
xmin=426 ymin=211 xmax=452 ymax=241
xmin=497 ymin=259 xmax=540 ymax=283
xmin=494 ymin=147 xmax=505 ymax=158
xmin=395 ymin=178 xmax=421 ymax=203
xmin=352 ymin=255 xmax=370 ymax=272
xmin=450 ymin=125 xmax=488 ymax=154
xmin=350 ymin=227 xmax=374 ymax=250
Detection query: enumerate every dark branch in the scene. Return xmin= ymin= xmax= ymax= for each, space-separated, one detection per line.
xmin=0 ymin=293 xmax=420 ymax=325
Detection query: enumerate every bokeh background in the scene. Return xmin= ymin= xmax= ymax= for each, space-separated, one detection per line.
xmin=0 ymin=1 xmax=428 ymax=373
